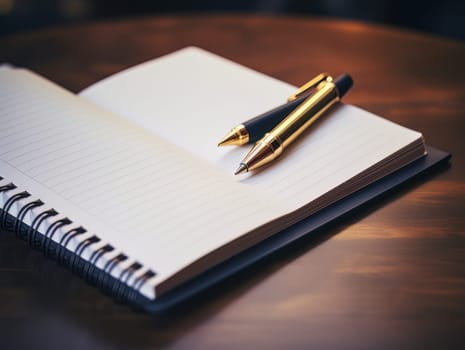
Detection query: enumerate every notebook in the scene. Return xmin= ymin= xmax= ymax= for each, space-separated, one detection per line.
xmin=0 ymin=47 xmax=450 ymax=311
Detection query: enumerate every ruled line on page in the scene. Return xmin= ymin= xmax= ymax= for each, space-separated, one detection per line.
xmin=0 ymin=67 xmax=293 ymax=284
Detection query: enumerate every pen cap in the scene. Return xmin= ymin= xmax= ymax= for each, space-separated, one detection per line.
xmin=334 ymin=74 xmax=353 ymax=98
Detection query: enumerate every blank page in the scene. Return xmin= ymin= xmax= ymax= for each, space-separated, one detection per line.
xmin=81 ymin=47 xmax=423 ymax=210
xmin=1 ymin=49 xmax=424 ymax=299
xmin=0 ymin=67 xmax=292 ymax=299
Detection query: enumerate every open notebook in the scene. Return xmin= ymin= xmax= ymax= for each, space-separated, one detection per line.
xmin=0 ymin=47 xmax=449 ymax=310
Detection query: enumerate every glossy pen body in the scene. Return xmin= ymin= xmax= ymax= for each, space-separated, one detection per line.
xmin=218 ymin=94 xmax=308 ymax=146
xmin=236 ymin=74 xmax=353 ymax=174
xmin=218 ymin=72 xmax=332 ymax=146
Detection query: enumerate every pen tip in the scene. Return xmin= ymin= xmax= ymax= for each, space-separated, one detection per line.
xmin=234 ymin=163 xmax=248 ymax=175
xmin=218 ymin=131 xmax=239 ymax=147
xmin=218 ymin=125 xmax=249 ymax=146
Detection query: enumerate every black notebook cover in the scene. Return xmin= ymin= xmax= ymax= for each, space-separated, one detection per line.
xmin=0 ymin=146 xmax=451 ymax=312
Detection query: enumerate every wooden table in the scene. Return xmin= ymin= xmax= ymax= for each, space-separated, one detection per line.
xmin=1 ymin=15 xmax=464 ymax=349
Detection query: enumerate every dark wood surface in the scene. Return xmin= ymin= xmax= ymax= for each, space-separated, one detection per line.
xmin=1 ymin=15 xmax=464 ymax=349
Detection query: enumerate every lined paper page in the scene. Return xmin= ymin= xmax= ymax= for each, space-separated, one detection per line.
xmin=1 ymin=49 xmax=423 ymax=299
xmin=81 ymin=47 xmax=423 ymax=211
xmin=237 ymin=103 xmax=423 ymax=209
xmin=0 ymin=67 xmax=293 ymax=299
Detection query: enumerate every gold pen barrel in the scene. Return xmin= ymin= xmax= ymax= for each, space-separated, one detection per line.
xmin=274 ymin=81 xmax=340 ymax=149
xmin=236 ymin=79 xmax=345 ymax=174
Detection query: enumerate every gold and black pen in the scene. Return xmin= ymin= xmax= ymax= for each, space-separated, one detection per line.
xmin=235 ymin=74 xmax=353 ymax=174
xmin=218 ymin=73 xmax=332 ymax=147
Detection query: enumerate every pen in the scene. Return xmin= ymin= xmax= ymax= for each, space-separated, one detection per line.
xmin=235 ymin=73 xmax=353 ymax=175
xmin=218 ymin=73 xmax=332 ymax=146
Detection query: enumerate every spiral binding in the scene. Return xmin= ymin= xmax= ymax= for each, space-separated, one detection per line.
xmin=0 ymin=175 xmax=156 ymax=307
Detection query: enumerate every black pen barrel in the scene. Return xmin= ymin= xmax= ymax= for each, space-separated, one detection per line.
xmin=243 ymin=94 xmax=308 ymax=143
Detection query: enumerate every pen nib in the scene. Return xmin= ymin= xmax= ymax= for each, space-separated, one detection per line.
xmin=218 ymin=125 xmax=249 ymax=146
xmin=218 ymin=130 xmax=239 ymax=147
xmin=234 ymin=163 xmax=248 ymax=175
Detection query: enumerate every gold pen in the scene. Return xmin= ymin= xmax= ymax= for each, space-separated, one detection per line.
xmin=235 ymin=74 xmax=353 ymax=175
xmin=218 ymin=73 xmax=332 ymax=147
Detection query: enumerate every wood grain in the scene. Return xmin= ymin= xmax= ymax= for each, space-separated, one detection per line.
xmin=1 ymin=15 xmax=464 ymax=350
